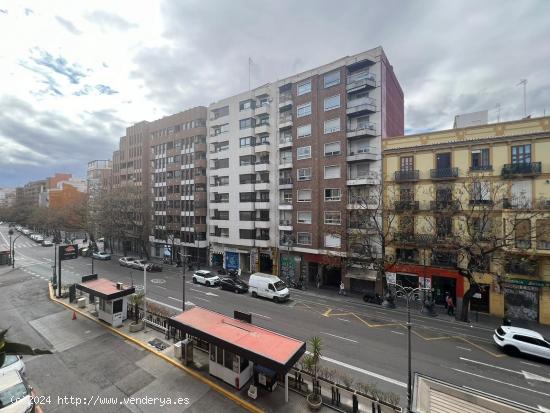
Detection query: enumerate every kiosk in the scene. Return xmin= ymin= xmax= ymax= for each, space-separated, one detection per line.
xmin=76 ymin=278 xmax=135 ymax=327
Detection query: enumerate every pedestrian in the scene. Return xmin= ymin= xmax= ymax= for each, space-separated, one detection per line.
xmin=339 ymin=281 xmax=345 ymax=295
xmin=444 ymin=292 xmax=449 ymax=309
xmin=447 ymin=295 xmax=455 ymax=316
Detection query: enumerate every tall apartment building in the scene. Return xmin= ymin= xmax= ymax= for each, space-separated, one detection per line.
xmin=0 ymin=187 xmax=16 ymax=208
xmin=87 ymin=160 xmax=112 ymax=195
xmin=16 ymin=179 xmax=47 ymax=207
xmin=383 ymin=116 xmax=550 ymax=324
xmin=148 ymin=107 xmax=208 ymax=262
xmin=208 ymin=47 xmax=403 ymax=285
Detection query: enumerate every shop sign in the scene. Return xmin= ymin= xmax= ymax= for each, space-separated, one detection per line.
xmin=59 ymin=244 xmax=78 ymax=260
xmin=505 ymin=278 xmax=549 ymax=287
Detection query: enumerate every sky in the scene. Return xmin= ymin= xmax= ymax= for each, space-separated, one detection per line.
xmin=1 ymin=0 xmax=549 ymax=187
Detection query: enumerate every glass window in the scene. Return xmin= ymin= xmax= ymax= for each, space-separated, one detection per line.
xmin=471 ymin=148 xmax=490 ymax=170
xmin=324 ymin=118 xmax=340 ymax=134
xmin=240 ymin=137 xmax=255 ymax=147
xmin=511 ymin=144 xmax=531 ymax=164
xmin=297 ymin=189 xmax=312 ymax=202
xmin=297 ymin=79 xmax=312 ymax=96
xmin=297 ymin=167 xmax=312 ymax=181
xmin=324 ymin=165 xmax=341 ymax=179
xmin=324 ymin=142 xmax=341 ymax=156
xmin=297 ymin=146 xmax=311 ymax=160
xmin=324 ymin=95 xmax=341 ymax=111
xmin=325 ymin=234 xmax=341 ymax=248
xmin=297 ymin=232 xmax=312 ymax=245
xmin=297 ymin=124 xmax=312 ymax=138
xmin=224 ymin=349 xmax=234 ymax=369
xmin=239 ymin=118 xmax=255 ymax=129
xmin=211 ymin=106 xmax=229 ymax=120
xmin=298 ymin=211 xmax=312 ymax=224
xmin=324 ymin=211 xmax=341 ymax=225
xmin=239 ymin=100 xmax=255 ymax=111
xmin=297 ymin=102 xmax=312 ymax=118
xmin=400 ymin=156 xmax=414 ymax=171
xmin=324 ymin=70 xmax=341 ymax=88
xmin=216 ymin=345 xmax=223 ymax=364
xmin=325 ymin=188 xmax=341 ymax=201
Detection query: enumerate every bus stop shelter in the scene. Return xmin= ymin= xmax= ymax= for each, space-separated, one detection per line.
xmin=168 ymin=307 xmax=306 ymax=402
xmin=76 ymin=278 xmax=135 ymax=327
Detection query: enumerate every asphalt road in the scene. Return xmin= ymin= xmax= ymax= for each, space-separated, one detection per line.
xmin=2 ymin=224 xmax=550 ymax=412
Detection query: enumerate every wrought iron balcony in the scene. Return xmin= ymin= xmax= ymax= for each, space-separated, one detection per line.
xmin=469 ymin=199 xmax=493 ymax=206
xmin=395 ymin=248 xmax=419 ymax=264
xmin=430 ymin=167 xmax=459 ymax=180
xmin=394 ymin=170 xmax=419 ymax=182
xmin=430 ymin=200 xmax=459 ymax=211
xmin=469 ymin=164 xmax=493 ymax=172
xmin=393 ymin=232 xmax=416 ymax=243
xmin=501 ymin=162 xmax=541 ymax=178
xmin=431 ymin=251 xmax=457 ymax=267
xmin=394 ymin=200 xmax=419 ymax=211
xmin=505 ymin=258 xmax=537 ymax=276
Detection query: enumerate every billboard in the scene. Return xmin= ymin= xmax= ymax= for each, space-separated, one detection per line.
xmin=59 ymin=244 xmax=78 ymax=260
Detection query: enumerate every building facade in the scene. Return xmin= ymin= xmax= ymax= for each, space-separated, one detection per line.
xmin=0 ymin=187 xmax=16 ymax=208
xmin=87 ymin=160 xmax=113 ymax=239
xmin=17 ymin=179 xmax=47 ymax=207
xmin=383 ymin=116 xmax=550 ymax=324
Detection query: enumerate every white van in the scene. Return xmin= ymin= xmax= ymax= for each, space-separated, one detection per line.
xmin=248 ymin=273 xmax=290 ymax=302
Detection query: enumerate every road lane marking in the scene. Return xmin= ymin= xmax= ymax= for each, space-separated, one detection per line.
xmin=190 ymin=288 xmax=219 ymax=297
xmin=193 ymin=297 xmax=210 ymax=302
xmin=320 ymin=332 xmax=358 ymax=343
xmin=456 ymin=346 xmax=472 ymax=351
xmin=153 ymin=285 xmax=167 ymax=290
xmin=337 ymin=318 xmax=351 ymax=323
xmin=451 ymin=368 xmax=550 ymax=397
xmin=305 ymin=351 xmax=406 ymax=388
xmin=250 ymin=312 xmax=272 ymax=319
xmin=521 ymin=361 xmax=542 ymax=368
xmin=148 ymin=297 xmax=184 ymax=311
xmin=391 ymin=330 xmax=404 ymax=335
xmin=459 ymin=357 xmax=550 ymax=382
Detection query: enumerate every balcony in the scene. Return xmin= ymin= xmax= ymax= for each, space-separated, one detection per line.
xmin=396 ymin=249 xmax=419 ymax=264
xmin=515 ymin=239 xmax=531 ymax=249
xmin=430 ymin=200 xmax=459 ymax=212
xmin=347 ymin=171 xmax=379 ymax=186
xmin=346 ymin=71 xmax=376 ymax=92
xmin=255 ymin=122 xmax=270 ymax=135
xmin=393 ymin=232 xmax=416 ymax=244
xmin=279 ymin=114 xmax=293 ymax=129
xmin=502 ymin=198 xmax=531 ymax=210
xmin=279 ymin=134 xmax=293 ymax=148
xmin=279 ymin=94 xmax=293 ymax=109
xmin=394 ymin=200 xmax=419 ymax=211
xmin=346 ymin=97 xmax=376 ymax=116
xmin=501 ymin=162 xmax=541 ymax=178
xmin=347 ymin=147 xmax=378 ymax=162
xmin=278 ymin=200 xmax=293 ymax=210
xmin=394 ymin=170 xmax=419 ymax=182
xmin=278 ymin=160 xmax=293 ymax=169
xmin=430 ymin=167 xmax=459 ymax=180
xmin=469 ymin=164 xmax=493 ymax=172
xmin=347 ymin=122 xmax=377 ymax=139
xmin=431 ymin=251 xmax=457 ymax=268
xmin=279 ymin=177 xmax=293 ymax=189
xmin=505 ymin=259 xmax=537 ymax=276
xmin=469 ymin=199 xmax=493 ymax=206
xmin=254 ymin=104 xmax=269 ymax=116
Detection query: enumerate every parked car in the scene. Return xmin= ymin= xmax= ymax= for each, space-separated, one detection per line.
xmin=0 ymin=355 xmax=26 ymax=376
xmin=192 ymin=270 xmax=220 ymax=286
xmin=79 ymin=247 xmax=92 ymax=257
xmin=41 ymin=240 xmax=53 ymax=247
xmin=248 ymin=273 xmax=290 ymax=302
xmin=147 ymin=262 xmax=163 ymax=272
xmin=493 ymin=326 xmax=550 ymax=360
xmin=219 ymin=277 xmax=249 ymax=293
xmin=92 ymin=251 xmax=111 ymax=260
xmin=118 ymin=256 xmax=136 ymax=267
xmin=0 ymin=370 xmax=34 ymax=413
xmin=33 ymin=235 xmax=44 ymax=243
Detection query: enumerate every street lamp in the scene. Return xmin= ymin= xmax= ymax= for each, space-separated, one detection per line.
xmin=388 ymin=283 xmax=431 ymax=413
xmin=178 ymin=251 xmax=192 ymax=312
xmin=8 ymin=229 xmax=22 ymax=269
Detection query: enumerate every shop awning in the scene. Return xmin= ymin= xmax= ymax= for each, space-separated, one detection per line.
xmin=76 ymin=278 xmax=135 ymax=300
xmin=169 ymin=307 xmax=306 ymax=374
xmin=345 ymin=267 xmax=377 ymax=281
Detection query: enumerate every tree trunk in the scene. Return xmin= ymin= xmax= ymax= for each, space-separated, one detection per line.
xmin=459 ymin=282 xmax=480 ymax=322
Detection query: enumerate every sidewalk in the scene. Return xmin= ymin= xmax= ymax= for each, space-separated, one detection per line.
xmin=49 ymin=285 xmax=332 ymax=413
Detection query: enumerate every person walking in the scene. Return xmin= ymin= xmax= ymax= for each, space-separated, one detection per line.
xmin=339 ymin=281 xmax=345 ymax=295
xmin=446 ymin=295 xmax=455 ymax=316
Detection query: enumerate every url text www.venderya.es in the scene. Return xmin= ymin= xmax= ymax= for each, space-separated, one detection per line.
xmin=52 ymin=395 xmax=190 ymax=407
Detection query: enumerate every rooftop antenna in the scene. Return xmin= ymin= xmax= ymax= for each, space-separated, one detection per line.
xmin=495 ymin=103 xmax=501 ymax=123
xmin=516 ymin=79 xmax=527 ymax=118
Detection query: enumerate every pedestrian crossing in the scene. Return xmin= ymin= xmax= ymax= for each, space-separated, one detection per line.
xmin=0 ymin=240 xmax=43 ymax=249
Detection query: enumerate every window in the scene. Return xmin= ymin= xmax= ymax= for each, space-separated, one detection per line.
xmin=282 ymin=191 xmax=292 ymax=203
xmin=515 ymin=219 xmax=531 ymax=249
xmin=471 ymin=148 xmax=490 ymax=170
xmin=324 ymin=70 xmax=340 ymax=88
xmin=325 ymin=234 xmax=341 ymax=248
xmin=297 ymin=102 xmax=312 ymax=118
xmin=298 ymin=211 xmax=312 ymax=224
xmin=297 ymin=80 xmax=311 ymax=96
xmin=297 ymin=189 xmax=312 ymax=202
xmin=400 ymin=156 xmax=414 ymax=171
xmin=224 ymin=350 xmax=235 ymax=370
xmin=239 ymin=155 xmax=255 ymax=166
xmin=324 ymin=118 xmax=340 ymax=134
xmin=211 ymin=106 xmax=229 ymax=120
xmin=297 ymin=124 xmax=312 ymax=138
xmin=471 ymin=181 xmax=491 ymax=202
xmin=324 ymin=142 xmax=341 ymax=156
xmin=239 ymin=100 xmax=255 ymax=111
xmin=240 ymin=211 xmax=255 ymax=221
xmin=325 ymin=188 xmax=341 ymax=201
xmin=324 ymin=95 xmax=341 ymax=111
xmin=297 ymin=167 xmax=312 ymax=181
xmin=325 ymin=211 xmax=341 ymax=225
xmin=297 ymin=232 xmax=312 ymax=245
xmin=511 ymin=144 xmax=531 ymax=164
xmin=297 ymin=146 xmax=311 ymax=160
xmin=239 ymin=118 xmax=255 ymax=129
xmin=324 ymin=165 xmax=341 ymax=179
xmin=240 ymin=137 xmax=255 ymax=147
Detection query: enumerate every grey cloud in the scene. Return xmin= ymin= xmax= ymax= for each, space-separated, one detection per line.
xmin=131 ymin=0 xmax=550 ymax=131
xmin=0 ymin=9 xmax=8 ymax=14
xmin=55 ymin=16 xmax=82 ymax=35
xmin=29 ymin=49 xmax=87 ymax=84
xmin=86 ymin=10 xmax=137 ymax=31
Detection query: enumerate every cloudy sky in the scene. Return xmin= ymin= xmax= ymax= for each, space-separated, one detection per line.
xmin=1 ymin=0 xmax=549 ymax=187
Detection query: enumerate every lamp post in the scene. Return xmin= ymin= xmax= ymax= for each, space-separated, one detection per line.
xmin=179 ymin=251 xmax=192 ymax=312
xmin=8 ymin=229 xmax=12 ymax=265
xmin=9 ymin=230 xmax=22 ymax=269
xmin=388 ymin=283 xmax=431 ymax=413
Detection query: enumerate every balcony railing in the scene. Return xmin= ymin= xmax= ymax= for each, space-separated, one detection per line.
xmin=210 ymin=198 xmax=229 ymax=203
xmin=430 ymin=167 xmax=459 ymax=179
xmin=430 ymin=200 xmax=459 ymax=211
xmin=469 ymin=164 xmax=493 ymax=172
xmin=501 ymin=162 xmax=542 ymax=178
xmin=431 ymin=251 xmax=457 ymax=267
xmin=394 ymin=170 xmax=419 ymax=182
xmin=469 ymin=199 xmax=493 ymax=206
xmin=346 ymin=97 xmax=376 ymax=112
xmin=279 ymin=177 xmax=292 ymax=185
xmin=393 ymin=232 xmax=416 ymax=243
xmin=279 ymin=135 xmax=293 ymax=145
xmin=347 ymin=122 xmax=377 ymax=135
xmin=394 ymin=200 xmax=419 ymax=211
xmin=279 ymin=219 xmax=292 ymax=226
xmin=347 ymin=71 xmax=376 ymax=86
xmin=502 ymin=198 xmax=531 ymax=209
xmin=505 ymin=259 xmax=537 ymax=275
xmin=348 ymin=146 xmax=376 ymax=156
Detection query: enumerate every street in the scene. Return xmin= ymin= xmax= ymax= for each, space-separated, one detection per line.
xmin=1 ymin=224 xmax=549 ymax=412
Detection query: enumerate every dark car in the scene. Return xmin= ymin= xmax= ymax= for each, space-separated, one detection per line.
xmin=147 ymin=262 xmax=163 ymax=272
xmin=219 ymin=277 xmax=249 ymax=293
xmin=79 ymin=247 xmax=93 ymax=257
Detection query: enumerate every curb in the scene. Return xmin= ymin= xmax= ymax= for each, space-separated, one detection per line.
xmin=47 ymin=283 xmax=263 ymax=413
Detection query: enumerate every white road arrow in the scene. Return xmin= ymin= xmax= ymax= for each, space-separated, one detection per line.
xmin=538 ymin=405 xmax=550 ymax=413
xmin=523 ymin=371 xmax=550 ymax=384
xmin=460 ymin=357 xmax=550 ymax=383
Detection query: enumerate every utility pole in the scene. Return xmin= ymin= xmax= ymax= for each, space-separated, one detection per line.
xmin=517 ymin=79 xmax=527 ymax=118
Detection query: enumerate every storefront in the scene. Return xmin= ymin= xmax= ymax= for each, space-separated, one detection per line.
xmin=345 ymin=267 xmax=377 ymax=293
xmin=503 ymin=279 xmax=544 ymax=322
xmin=168 ymin=307 xmax=306 ymax=402
xmin=302 ymin=253 xmax=342 ymax=288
